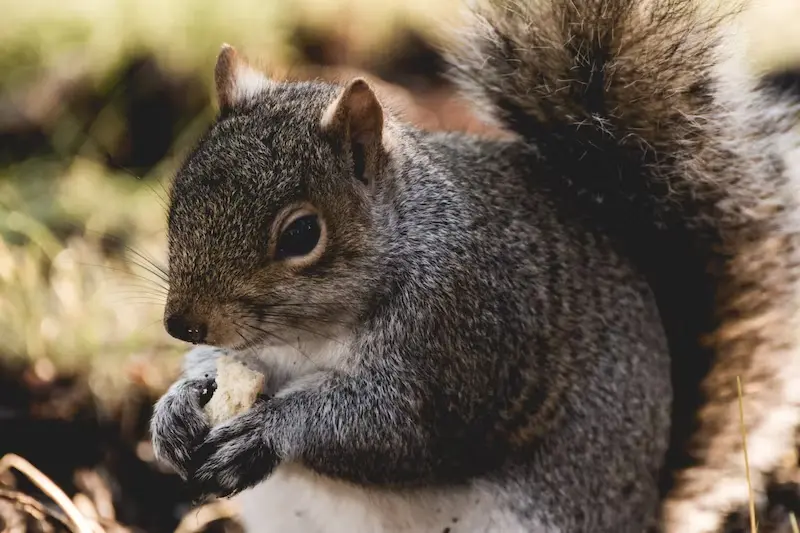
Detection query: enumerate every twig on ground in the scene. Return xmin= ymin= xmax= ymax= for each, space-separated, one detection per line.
xmin=0 ymin=453 xmax=96 ymax=533
xmin=0 ymin=486 xmax=72 ymax=530
xmin=74 ymin=469 xmax=116 ymax=521
xmin=173 ymin=499 xmax=240 ymax=533
xmin=737 ymin=376 xmax=758 ymax=533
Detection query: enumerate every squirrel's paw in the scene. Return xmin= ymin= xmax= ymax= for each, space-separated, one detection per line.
xmin=188 ymin=399 xmax=277 ymax=499
xmin=151 ymin=377 xmax=214 ymax=479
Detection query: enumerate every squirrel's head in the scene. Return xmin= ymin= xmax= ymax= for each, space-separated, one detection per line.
xmin=163 ymin=45 xmax=389 ymax=350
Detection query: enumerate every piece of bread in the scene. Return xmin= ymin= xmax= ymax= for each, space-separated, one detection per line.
xmin=203 ymin=356 xmax=266 ymax=425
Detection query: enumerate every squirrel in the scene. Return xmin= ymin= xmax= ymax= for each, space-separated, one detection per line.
xmin=148 ymin=0 xmax=800 ymax=531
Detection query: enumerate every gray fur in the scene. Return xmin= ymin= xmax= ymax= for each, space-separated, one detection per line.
xmin=447 ymin=0 xmax=800 ymax=530
xmin=149 ymin=0 xmax=800 ymax=531
xmin=153 ymin=84 xmax=672 ymax=530
xmin=150 ymin=346 xmax=222 ymax=479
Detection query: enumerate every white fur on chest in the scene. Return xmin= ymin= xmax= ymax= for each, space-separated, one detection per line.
xmin=233 ymin=464 xmax=543 ymax=533
xmin=232 ymin=333 xmax=350 ymax=395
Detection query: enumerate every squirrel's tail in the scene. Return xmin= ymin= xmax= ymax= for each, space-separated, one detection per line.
xmin=447 ymin=0 xmax=800 ymax=530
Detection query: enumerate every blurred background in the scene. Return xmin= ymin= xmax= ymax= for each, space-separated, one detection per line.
xmin=1 ymin=0 xmax=799 ymax=532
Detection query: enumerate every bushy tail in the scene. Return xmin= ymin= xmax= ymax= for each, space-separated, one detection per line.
xmin=446 ymin=0 xmax=731 ymax=223
xmin=446 ymin=0 xmax=800 ymax=531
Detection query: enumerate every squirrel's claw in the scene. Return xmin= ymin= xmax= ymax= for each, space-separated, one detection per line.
xmin=151 ymin=377 xmax=214 ymax=479
xmin=188 ymin=400 xmax=277 ymax=499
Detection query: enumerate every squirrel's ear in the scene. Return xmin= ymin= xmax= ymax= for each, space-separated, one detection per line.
xmin=214 ymin=44 xmax=271 ymax=112
xmin=321 ymin=78 xmax=385 ymax=187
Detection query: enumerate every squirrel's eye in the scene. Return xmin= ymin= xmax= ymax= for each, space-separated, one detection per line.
xmin=276 ymin=214 xmax=322 ymax=260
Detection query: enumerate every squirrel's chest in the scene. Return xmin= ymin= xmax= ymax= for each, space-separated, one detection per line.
xmin=234 ymin=335 xmax=351 ymax=395
xmin=232 ymin=464 xmax=552 ymax=533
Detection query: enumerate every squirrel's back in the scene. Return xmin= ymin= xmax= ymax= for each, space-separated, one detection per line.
xmin=447 ymin=0 xmax=800 ymax=530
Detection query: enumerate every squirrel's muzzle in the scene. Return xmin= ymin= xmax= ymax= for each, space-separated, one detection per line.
xmin=164 ymin=312 xmax=208 ymax=345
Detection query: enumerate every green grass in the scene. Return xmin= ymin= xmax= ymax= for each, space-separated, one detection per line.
xmin=0 ymin=158 xmax=183 ymax=400
xmin=0 ymin=0 xmax=460 ymax=92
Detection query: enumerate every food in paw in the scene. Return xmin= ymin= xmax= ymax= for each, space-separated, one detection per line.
xmin=203 ymin=356 xmax=265 ymax=425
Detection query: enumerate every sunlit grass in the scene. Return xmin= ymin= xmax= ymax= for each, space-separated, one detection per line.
xmin=0 ymin=158 xmax=184 ymax=401
xmin=0 ymin=0 xmax=460 ymax=94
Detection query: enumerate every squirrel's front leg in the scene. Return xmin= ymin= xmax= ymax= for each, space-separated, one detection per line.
xmin=150 ymin=346 xmax=223 ymax=478
xmin=190 ymin=368 xmax=445 ymax=498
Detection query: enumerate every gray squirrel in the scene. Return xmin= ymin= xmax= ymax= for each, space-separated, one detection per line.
xmin=149 ymin=0 xmax=800 ymax=531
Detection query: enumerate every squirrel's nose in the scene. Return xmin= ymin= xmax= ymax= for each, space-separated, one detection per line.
xmin=165 ymin=313 xmax=208 ymax=344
